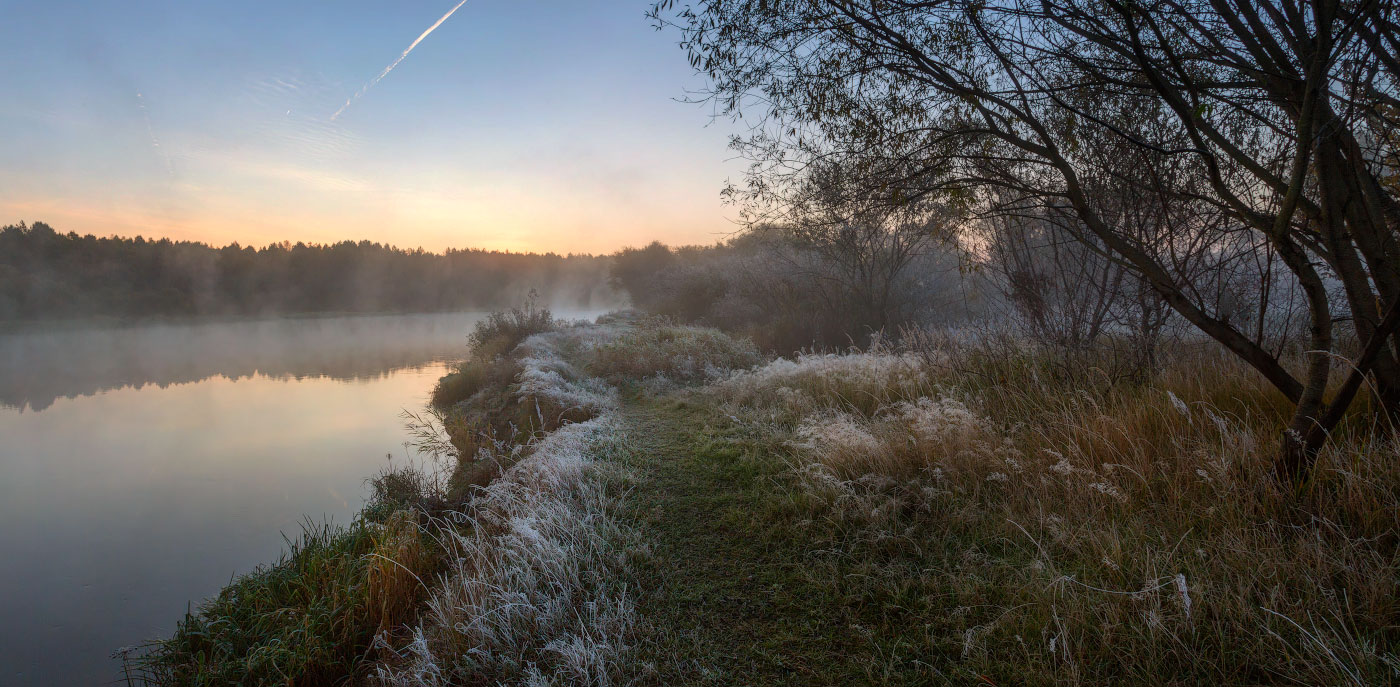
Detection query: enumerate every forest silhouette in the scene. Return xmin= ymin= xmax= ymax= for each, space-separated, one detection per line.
xmin=0 ymin=221 xmax=617 ymax=322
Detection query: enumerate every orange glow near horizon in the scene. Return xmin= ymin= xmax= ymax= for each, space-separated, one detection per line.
xmin=1 ymin=1 xmax=748 ymax=257
xmin=2 ymin=183 xmax=738 ymax=255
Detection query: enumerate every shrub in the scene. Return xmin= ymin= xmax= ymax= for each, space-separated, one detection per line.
xmin=366 ymin=463 xmax=449 ymax=520
xmin=432 ymin=293 xmax=558 ymax=410
xmin=429 ymin=355 xmax=519 ymax=410
xmin=466 ymin=290 xmax=555 ymax=357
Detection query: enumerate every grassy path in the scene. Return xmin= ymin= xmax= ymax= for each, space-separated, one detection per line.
xmin=617 ymin=395 xmax=933 ymax=686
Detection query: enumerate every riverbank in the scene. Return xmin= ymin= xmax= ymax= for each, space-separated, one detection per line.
xmin=130 ymin=314 xmax=1400 ymax=685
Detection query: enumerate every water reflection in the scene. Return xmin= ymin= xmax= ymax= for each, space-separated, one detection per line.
xmin=0 ymin=313 xmax=493 ymax=411
xmin=0 ymin=312 xmax=528 ymax=686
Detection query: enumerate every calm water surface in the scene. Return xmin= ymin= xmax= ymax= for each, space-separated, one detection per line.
xmin=0 ymin=312 xmax=545 ymax=685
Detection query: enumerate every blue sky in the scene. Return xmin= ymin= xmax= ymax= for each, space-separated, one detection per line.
xmin=0 ymin=0 xmax=743 ymax=253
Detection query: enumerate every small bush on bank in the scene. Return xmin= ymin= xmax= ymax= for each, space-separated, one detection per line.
xmin=430 ymin=296 xmax=567 ymax=457
xmin=366 ymin=463 xmax=451 ymax=520
xmin=432 ymin=295 xmax=558 ymax=410
xmin=467 ymin=290 xmax=554 ymax=357
xmin=430 ymin=359 xmax=489 ymax=409
xmin=430 ymin=354 xmax=520 ymax=410
xmin=430 ymin=291 xmax=570 ymax=413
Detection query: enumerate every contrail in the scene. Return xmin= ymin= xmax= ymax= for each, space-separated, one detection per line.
xmin=331 ymin=0 xmax=469 ymax=121
xmin=136 ymin=91 xmax=175 ymax=180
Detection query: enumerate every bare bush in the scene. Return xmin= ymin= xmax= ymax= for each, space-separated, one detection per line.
xmin=609 ymin=231 xmax=974 ymax=352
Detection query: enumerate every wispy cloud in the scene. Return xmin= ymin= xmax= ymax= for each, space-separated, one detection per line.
xmin=331 ymin=0 xmax=469 ymax=121
xmin=242 ymin=72 xmax=364 ymax=159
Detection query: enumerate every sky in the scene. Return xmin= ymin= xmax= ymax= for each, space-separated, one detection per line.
xmin=0 ymin=0 xmax=745 ymax=254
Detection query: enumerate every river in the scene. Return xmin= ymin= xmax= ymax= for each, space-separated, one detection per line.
xmin=0 ymin=311 xmax=561 ymax=685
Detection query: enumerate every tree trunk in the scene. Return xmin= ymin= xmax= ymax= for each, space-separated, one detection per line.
xmin=1273 ymin=415 xmax=1330 ymax=485
xmin=1274 ymin=300 xmax=1400 ymax=482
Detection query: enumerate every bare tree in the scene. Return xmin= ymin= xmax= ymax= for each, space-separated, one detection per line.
xmin=653 ymin=0 xmax=1400 ymax=481
xmin=980 ymin=203 xmax=1175 ymax=381
xmin=985 ymin=207 xmax=1130 ymax=349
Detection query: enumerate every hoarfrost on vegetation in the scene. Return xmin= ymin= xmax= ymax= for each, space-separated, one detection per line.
xmin=716 ymin=351 xmax=925 ymax=407
xmin=588 ymin=324 xmax=761 ymax=386
xmin=889 ymin=396 xmax=979 ymax=445
xmin=515 ymin=329 xmax=619 ymax=417
xmin=376 ymin=414 xmax=637 ymax=686
xmin=1087 ymin=481 xmax=1128 ymax=503
xmin=1048 ymin=454 xmax=1075 ymax=476
xmin=790 ymin=411 xmax=884 ymax=461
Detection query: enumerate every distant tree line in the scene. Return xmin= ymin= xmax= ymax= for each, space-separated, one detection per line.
xmin=0 ymin=222 xmax=618 ymax=322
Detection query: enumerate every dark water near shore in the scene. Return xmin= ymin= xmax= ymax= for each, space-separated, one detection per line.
xmin=0 ymin=312 xmax=536 ymax=685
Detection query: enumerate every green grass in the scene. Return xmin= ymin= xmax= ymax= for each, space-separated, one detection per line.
xmin=621 ymin=396 xmax=972 ymax=685
xmin=125 ymin=509 xmax=438 ymax=686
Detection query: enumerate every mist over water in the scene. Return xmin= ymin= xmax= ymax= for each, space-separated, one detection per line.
xmin=0 ymin=313 xmax=493 ymax=411
xmin=0 ymin=311 xmax=594 ymax=686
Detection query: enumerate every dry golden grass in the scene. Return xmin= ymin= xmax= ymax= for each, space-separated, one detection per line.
xmin=711 ymin=336 xmax=1400 ymax=685
xmin=366 ymin=509 xmax=432 ymax=634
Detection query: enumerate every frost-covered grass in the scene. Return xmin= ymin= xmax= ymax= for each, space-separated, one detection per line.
xmin=787 ymin=394 xmax=981 ymax=480
xmin=715 ymin=348 xmax=926 ymax=416
xmin=435 ymin=323 xmax=621 ymax=497
xmin=379 ymin=321 xmax=771 ymax=685
xmin=695 ymin=336 xmax=1400 ymax=685
xmin=375 ymin=415 xmax=642 ymax=686
xmin=588 ymin=321 xmax=761 ymax=387
xmin=515 ymin=326 xmax=620 ymax=421
xmin=383 ymin=323 xmax=646 ymax=686
xmin=439 ymin=319 xmax=750 ymax=474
